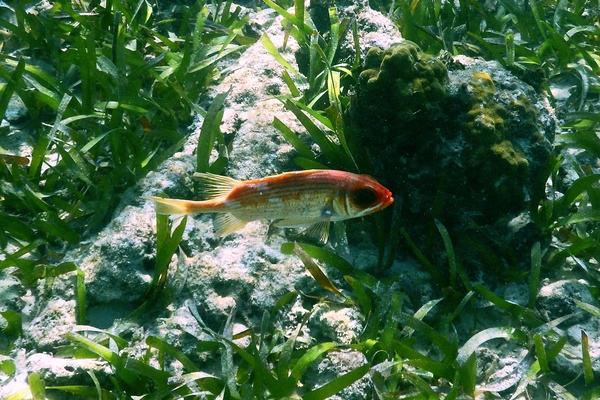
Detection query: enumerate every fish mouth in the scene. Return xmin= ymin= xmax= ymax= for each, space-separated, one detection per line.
xmin=368 ymin=191 xmax=394 ymax=214
xmin=354 ymin=195 xmax=394 ymax=218
xmin=383 ymin=191 xmax=394 ymax=207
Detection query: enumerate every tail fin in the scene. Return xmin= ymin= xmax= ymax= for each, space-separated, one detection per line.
xmin=147 ymin=196 xmax=202 ymax=215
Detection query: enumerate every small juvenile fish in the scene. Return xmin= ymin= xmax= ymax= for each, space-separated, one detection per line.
xmin=0 ymin=153 xmax=29 ymax=166
xmin=147 ymin=169 xmax=394 ymax=241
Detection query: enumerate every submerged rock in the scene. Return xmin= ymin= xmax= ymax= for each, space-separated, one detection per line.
xmin=345 ymin=41 xmax=556 ymax=278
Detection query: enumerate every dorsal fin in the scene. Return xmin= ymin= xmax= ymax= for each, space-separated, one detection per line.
xmin=193 ymin=172 xmax=241 ymax=199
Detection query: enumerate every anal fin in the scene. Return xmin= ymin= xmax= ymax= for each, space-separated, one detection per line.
xmin=213 ymin=213 xmax=248 ymax=237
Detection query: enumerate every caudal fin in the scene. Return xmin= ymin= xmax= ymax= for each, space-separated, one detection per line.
xmin=147 ymin=196 xmax=202 ymax=215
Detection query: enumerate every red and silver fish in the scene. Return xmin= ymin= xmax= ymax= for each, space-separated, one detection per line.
xmin=147 ymin=169 xmax=394 ymax=241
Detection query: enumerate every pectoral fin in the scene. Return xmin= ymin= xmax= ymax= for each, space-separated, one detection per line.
xmin=304 ymin=221 xmax=331 ymax=243
xmin=274 ymin=219 xmax=331 ymax=243
xmin=273 ymin=218 xmax=321 ymax=228
xmin=213 ymin=213 xmax=248 ymax=237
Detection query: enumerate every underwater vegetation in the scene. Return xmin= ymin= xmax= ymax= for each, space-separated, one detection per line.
xmin=2 ymin=0 xmax=600 ymax=398
xmin=345 ymin=41 xmax=555 ymax=277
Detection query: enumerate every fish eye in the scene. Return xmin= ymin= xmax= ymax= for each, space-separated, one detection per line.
xmin=352 ymin=187 xmax=378 ymax=207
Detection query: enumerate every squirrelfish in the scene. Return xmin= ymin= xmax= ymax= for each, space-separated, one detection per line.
xmin=147 ymin=169 xmax=394 ymax=241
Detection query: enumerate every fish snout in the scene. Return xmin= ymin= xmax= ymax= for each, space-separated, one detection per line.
xmin=379 ymin=188 xmax=394 ymax=210
xmin=384 ymin=191 xmax=394 ymax=207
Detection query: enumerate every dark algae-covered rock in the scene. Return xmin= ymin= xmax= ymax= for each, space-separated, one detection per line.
xmin=462 ymin=71 xmax=530 ymax=220
xmin=354 ymin=42 xmax=448 ymax=149
xmin=346 ymin=41 xmax=555 ymax=278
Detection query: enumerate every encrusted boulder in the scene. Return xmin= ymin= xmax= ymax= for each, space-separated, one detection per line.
xmin=345 ymin=41 xmax=555 ymax=276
